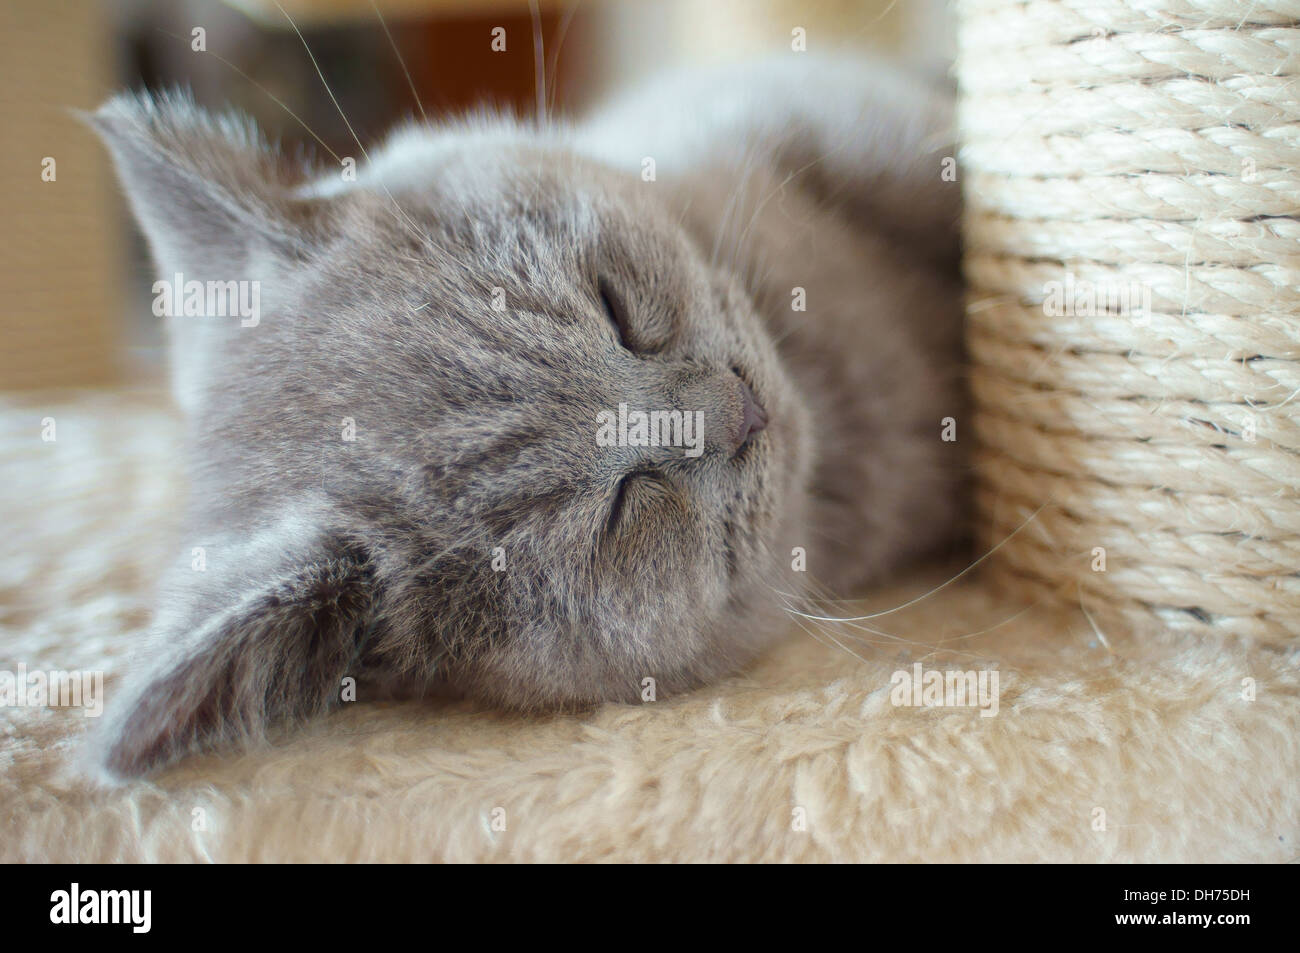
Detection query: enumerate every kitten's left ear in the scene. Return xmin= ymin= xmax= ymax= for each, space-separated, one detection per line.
xmin=86 ymin=88 xmax=329 ymax=280
xmin=91 ymin=528 xmax=377 ymax=780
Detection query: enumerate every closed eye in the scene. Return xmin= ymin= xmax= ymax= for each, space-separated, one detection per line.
xmin=605 ymin=469 xmax=663 ymax=535
xmin=606 ymin=471 xmax=637 ymax=534
xmin=599 ymin=277 xmax=635 ymax=352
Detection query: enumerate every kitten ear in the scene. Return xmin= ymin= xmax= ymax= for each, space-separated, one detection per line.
xmin=94 ymin=530 xmax=376 ymax=780
xmin=86 ymin=89 xmax=327 ymax=279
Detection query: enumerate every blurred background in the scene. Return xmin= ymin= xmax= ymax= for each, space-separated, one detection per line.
xmin=0 ymin=0 xmax=950 ymax=392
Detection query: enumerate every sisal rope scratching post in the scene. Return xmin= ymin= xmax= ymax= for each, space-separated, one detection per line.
xmin=955 ymin=0 xmax=1300 ymax=645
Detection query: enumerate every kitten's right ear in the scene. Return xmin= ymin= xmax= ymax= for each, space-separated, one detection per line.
xmin=85 ymin=89 xmax=329 ymax=279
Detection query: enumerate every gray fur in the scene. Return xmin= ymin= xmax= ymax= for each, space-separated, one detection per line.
xmin=87 ymin=55 xmax=964 ymax=778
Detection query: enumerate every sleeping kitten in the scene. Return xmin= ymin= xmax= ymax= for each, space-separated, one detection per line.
xmin=88 ymin=55 xmax=964 ymax=778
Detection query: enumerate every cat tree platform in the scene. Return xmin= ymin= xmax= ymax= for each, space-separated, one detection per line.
xmin=1 ymin=392 xmax=1294 ymax=862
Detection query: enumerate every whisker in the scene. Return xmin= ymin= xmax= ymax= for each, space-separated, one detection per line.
xmin=781 ymin=503 xmax=1048 ymax=622
xmin=270 ymin=0 xmax=439 ymax=252
xmin=777 ymin=591 xmax=873 ymax=665
xmin=755 ymin=524 xmax=1047 ymax=661
xmin=154 ymin=28 xmax=342 ymax=164
xmin=547 ymin=0 xmax=581 ymax=118
xmin=528 ymin=0 xmax=546 ymax=126
xmin=370 ymin=0 xmax=428 ymax=125
xmin=709 ymin=143 xmax=762 ymax=275
xmin=1076 ymin=584 xmax=1115 ymax=654
xmin=846 ymin=0 xmax=902 ymax=41
xmin=271 ymin=1 xmax=366 ymax=162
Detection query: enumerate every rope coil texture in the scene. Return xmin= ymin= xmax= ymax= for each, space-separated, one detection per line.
xmin=956 ymin=0 xmax=1300 ymax=644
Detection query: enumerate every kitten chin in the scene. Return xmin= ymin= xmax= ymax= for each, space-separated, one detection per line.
xmin=86 ymin=54 xmax=963 ymax=777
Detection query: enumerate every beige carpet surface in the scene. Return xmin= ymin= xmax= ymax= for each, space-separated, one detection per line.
xmin=1 ymin=392 xmax=1296 ymax=862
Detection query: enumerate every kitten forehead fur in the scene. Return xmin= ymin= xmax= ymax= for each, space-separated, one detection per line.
xmin=86 ymin=55 xmax=963 ymax=778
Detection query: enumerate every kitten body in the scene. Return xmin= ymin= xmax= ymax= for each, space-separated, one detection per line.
xmin=89 ymin=55 xmax=963 ymax=777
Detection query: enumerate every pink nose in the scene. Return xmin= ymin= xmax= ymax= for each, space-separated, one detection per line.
xmin=736 ymin=377 xmax=768 ymax=449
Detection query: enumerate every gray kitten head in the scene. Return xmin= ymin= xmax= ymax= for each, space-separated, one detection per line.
xmin=88 ymin=91 xmax=815 ymax=777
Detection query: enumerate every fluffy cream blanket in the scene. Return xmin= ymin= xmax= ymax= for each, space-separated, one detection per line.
xmin=2 ymin=393 xmax=1296 ymax=862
